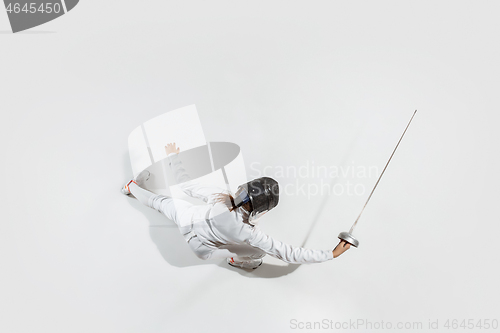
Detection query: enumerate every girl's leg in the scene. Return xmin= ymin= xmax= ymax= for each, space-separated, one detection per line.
xmin=213 ymin=244 xmax=265 ymax=259
xmin=189 ymin=243 xmax=266 ymax=264
xmin=128 ymin=182 xmax=194 ymax=231
xmin=127 ymin=182 xmax=265 ymax=267
xmin=127 ymin=182 xmax=157 ymax=206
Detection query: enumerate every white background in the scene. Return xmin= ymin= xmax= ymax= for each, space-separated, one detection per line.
xmin=1 ymin=1 xmax=499 ymax=332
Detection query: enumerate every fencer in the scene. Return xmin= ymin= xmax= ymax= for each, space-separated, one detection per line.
xmin=122 ymin=143 xmax=350 ymax=269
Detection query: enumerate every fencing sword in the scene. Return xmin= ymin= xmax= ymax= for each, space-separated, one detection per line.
xmin=338 ymin=110 xmax=417 ymax=247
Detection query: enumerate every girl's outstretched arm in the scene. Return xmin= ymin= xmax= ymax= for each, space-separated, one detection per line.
xmin=247 ymin=227 xmax=351 ymax=264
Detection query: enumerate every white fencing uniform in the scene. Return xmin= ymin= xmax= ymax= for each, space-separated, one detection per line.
xmin=128 ymin=154 xmax=334 ymax=264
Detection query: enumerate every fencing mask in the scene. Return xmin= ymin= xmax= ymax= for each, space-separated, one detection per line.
xmin=232 ymin=177 xmax=279 ymax=223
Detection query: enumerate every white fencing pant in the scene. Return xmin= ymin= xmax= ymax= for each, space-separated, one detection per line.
xmin=128 ymin=182 xmax=265 ymax=262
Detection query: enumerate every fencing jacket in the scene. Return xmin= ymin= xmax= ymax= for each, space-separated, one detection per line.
xmin=168 ymin=153 xmax=334 ymax=264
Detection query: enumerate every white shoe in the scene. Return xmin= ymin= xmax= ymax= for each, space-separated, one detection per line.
xmin=121 ymin=170 xmax=151 ymax=195
xmin=121 ymin=180 xmax=137 ymax=196
xmin=227 ymin=257 xmax=263 ymax=270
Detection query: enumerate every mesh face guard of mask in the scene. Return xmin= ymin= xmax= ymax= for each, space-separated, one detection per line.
xmin=232 ymin=177 xmax=280 ymax=224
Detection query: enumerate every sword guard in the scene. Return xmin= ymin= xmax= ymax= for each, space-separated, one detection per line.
xmin=338 ymin=231 xmax=359 ymax=248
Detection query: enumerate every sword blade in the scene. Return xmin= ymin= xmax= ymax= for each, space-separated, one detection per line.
xmin=349 ymin=110 xmax=417 ymax=233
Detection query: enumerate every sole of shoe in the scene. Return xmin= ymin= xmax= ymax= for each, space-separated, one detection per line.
xmin=121 ymin=180 xmax=137 ymax=196
xmin=121 ymin=186 xmax=132 ymax=196
xmin=227 ymin=260 xmax=263 ymax=270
